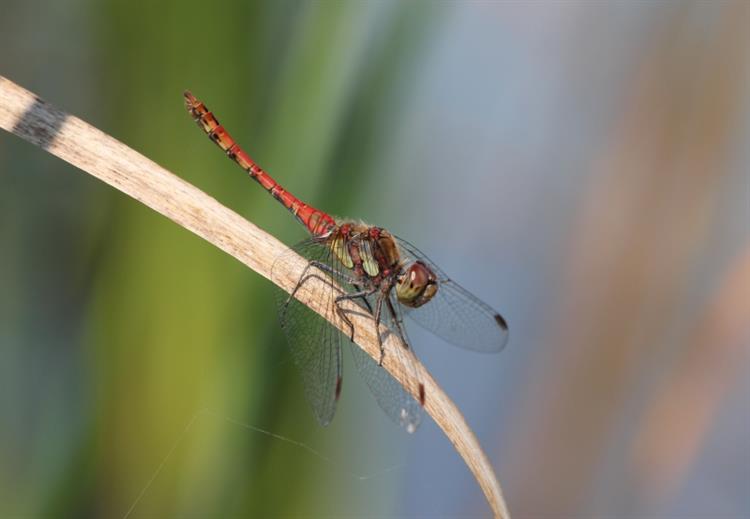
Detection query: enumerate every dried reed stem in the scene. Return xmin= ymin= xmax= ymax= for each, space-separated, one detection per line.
xmin=0 ymin=75 xmax=509 ymax=518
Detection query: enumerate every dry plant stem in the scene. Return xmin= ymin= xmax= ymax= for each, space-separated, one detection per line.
xmin=0 ymin=76 xmax=509 ymax=518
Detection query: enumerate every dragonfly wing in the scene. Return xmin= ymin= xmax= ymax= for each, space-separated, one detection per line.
xmin=394 ymin=236 xmax=509 ymax=353
xmin=348 ymin=291 xmax=423 ymax=433
xmin=271 ymin=239 xmax=347 ymax=426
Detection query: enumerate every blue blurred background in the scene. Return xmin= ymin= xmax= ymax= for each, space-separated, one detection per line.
xmin=1 ymin=1 xmax=748 ymax=517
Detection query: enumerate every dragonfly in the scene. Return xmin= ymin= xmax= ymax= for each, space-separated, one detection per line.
xmin=184 ymin=91 xmax=509 ymax=433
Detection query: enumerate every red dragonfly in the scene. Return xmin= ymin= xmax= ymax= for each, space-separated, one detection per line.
xmin=184 ymin=91 xmax=509 ymax=433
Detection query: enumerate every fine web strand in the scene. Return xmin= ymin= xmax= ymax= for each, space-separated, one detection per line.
xmin=121 ymin=408 xmax=404 ymax=519
xmin=121 ymin=411 xmax=203 ymax=519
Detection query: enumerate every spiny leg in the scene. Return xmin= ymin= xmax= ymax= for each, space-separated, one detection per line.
xmin=284 ymin=259 xmax=359 ymax=309
xmin=344 ymin=285 xmax=388 ymax=365
xmin=385 ymin=295 xmax=425 ymax=406
xmin=352 ymin=283 xmax=374 ymax=313
xmin=334 ymin=288 xmax=378 ymax=342
xmin=386 ymin=296 xmax=410 ymax=350
xmin=283 ymin=272 xmax=330 ymax=320
xmin=307 ymin=260 xmax=361 ymax=284
xmin=372 ymin=294 xmax=386 ymax=366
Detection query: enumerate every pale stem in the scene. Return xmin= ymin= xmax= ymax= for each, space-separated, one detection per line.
xmin=0 ymin=76 xmax=510 ymax=519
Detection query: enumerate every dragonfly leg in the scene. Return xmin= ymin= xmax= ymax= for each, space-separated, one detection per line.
xmin=346 ymin=287 xmax=390 ymax=365
xmin=372 ymin=295 xmax=386 ymax=365
xmin=385 ymin=296 xmax=410 ymax=350
xmin=307 ymin=260 xmax=361 ymax=284
xmin=284 ymin=260 xmax=361 ymax=308
xmin=284 ymin=261 xmax=322 ymax=307
xmin=335 ymin=288 xmax=378 ymax=342
xmin=350 ymin=282 xmax=377 ymax=315
xmin=284 ymin=260 xmax=355 ymax=308
xmin=384 ymin=294 xmax=425 ymax=406
xmin=284 ymin=271 xmax=331 ymax=312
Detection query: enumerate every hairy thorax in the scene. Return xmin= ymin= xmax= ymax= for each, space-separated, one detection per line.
xmin=328 ymin=222 xmax=438 ymax=308
xmin=330 ymin=223 xmax=401 ymax=281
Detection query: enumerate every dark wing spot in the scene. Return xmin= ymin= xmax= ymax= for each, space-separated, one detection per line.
xmin=494 ymin=313 xmax=508 ymax=331
xmin=335 ymin=376 xmax=343 ymax=400
xmin=418 ymin=384 xmax=426 ymax=406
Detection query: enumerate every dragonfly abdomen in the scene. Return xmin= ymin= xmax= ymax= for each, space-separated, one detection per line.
xmin=184 ymin=91 xmax=336 ymax=237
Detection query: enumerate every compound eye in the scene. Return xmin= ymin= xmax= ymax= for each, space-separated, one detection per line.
xmin=396 ymin=261 xmax=438 ymax=308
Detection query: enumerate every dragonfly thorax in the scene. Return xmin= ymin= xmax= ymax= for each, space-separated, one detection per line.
xmin=329 ymin=224 xmax=439 ymax=307
xmin=330 ymin=224 xmax=402 ymax=280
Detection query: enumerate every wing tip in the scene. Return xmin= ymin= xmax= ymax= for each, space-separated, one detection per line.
xmin=494 ymin=312 xmax=508 ymax=332
xmin=335 ymin=376 xmax=343 ymax=400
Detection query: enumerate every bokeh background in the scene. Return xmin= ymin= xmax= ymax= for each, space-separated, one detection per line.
xmin=1 ymin=1 xmax=748 ymax=517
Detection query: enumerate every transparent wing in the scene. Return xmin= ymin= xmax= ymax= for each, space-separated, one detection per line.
xmin=271 ymin=239 xmax=348 ymax=426
xmin=271 ymin=235 xmax=425 ymax=432
xmin=394 ymin=236 xmax=509 ymax=353
xmin=348 ymin=290 xmax=423 ymax=433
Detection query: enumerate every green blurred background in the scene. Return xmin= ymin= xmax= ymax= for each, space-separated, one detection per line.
xmin=1 ymin=1 xmax=748 ymax=517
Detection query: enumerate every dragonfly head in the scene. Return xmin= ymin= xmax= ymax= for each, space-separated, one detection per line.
xmin=396 ymin=261 xmax=438 ymax=308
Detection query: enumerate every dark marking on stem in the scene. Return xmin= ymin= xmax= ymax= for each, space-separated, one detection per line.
xmin=11 ymin=95 xmax=68 ymax=151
